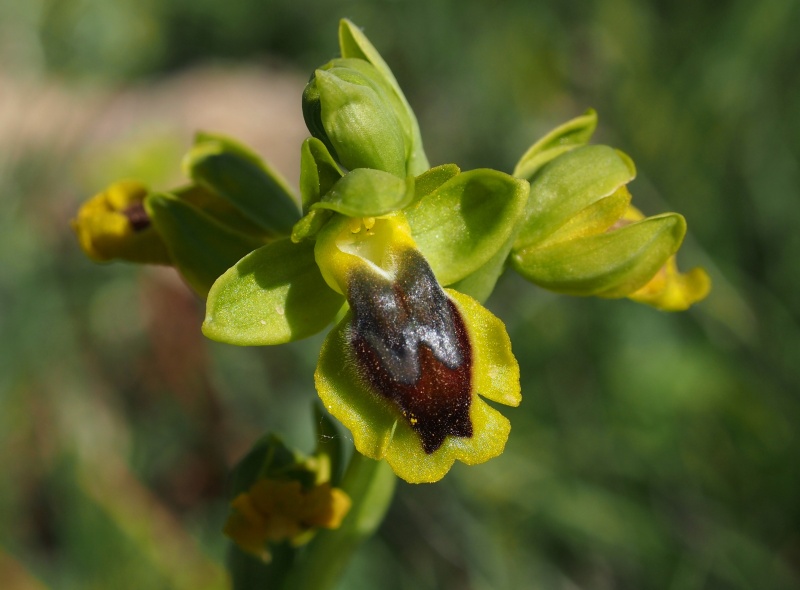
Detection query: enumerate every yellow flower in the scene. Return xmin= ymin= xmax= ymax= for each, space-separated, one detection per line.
xmin=71 ymin=180 xmax=171 ymax=265
xmin=224 ymin=479 xmax=351 ymax=560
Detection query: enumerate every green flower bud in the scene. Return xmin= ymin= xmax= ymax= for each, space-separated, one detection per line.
xmin=303 ymin=60 xmax=408 ymax=177
xmin=510 ymin=142 xmax=709 ymax=308
xmin=337 ymin=19 xmax=429 ymax=175
xmin=512 ymin=211 xmax=688 ymax=298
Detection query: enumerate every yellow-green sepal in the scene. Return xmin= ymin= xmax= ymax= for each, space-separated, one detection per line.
xmin=534 ymin=185 xmax=633 ymax=248
xmin=172 ymin=183 xmax=268 ymax=238
xmin=513 ymin=109 xmax=598 ymax=181
xmin=449 ymin=234 xmax=513 ymax=303
xmin=146 ymin=192 xmax=265 ymax=297
xmin=405 ymin=169 xmax=529 ymax=285
xmin=512 ymin=213 xmax=687 ymax=298
xmin=183 ymin=132 xmax=301 ymax=236
xmin=300 ymin=137 xmax=343 ymax=212
xmin=203 ymin=238 xmax=344 ymax=345
xmin=311 ymin=168 xmax=415 ymax=217
xmin=514 ymin=145 xmax=636 ymax=252
xmin=338 ymin=18 xmax=429 ymax=175
xmin=314 ymin=289 xmax=519 ymax=484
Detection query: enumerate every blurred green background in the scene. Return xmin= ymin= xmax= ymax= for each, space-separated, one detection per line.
xmin=2 ymin=0 xmax=799 ymax=588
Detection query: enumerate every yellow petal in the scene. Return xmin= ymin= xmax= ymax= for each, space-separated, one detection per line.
xmin=628 ymin=258 xmax=711 ymax=311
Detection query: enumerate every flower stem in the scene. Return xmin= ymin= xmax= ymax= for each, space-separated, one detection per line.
xmin=281 ymin=451 xmax=397 ymax=590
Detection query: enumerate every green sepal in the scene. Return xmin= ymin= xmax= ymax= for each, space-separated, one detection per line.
xmin=183 ymin=133 xmax=301 ymax=236
xmin=405 ymin=169 xmax=529 ymax=285
xmin=513 ymin=109 xmax=598 ymax=180
xmin=338 ymin=19 xmax=429 ymax=175
xmin=192 ymin=131 xmax=264 ymax=166
xmin=203 ymin=238 xmax=344 ymax=345
xmin=304 ymin=65 xmax=407 ymax=178
xmin=311 ymin=168 xmax=414 ymax=218
xmin=512 ymin=213 xmax=686 ymax=298
xmin=291 ymin=209 xmax=333 ymax=243
xmin=514 ymin=144 xmax=636 ymax=252
xmin=145 ymin=192 xmax=265 ymax=297
xmin=300 ymin=137 xmax=344 ymax=212
xmin=413 ymin=164 xmax=461 ymax=202
xmin=302 ymin=78 xmax=339 ymax=163
xmin=449 ymin=234 xmax=513 ymax=303
xmin=172 ymin=183 xmax=266 ymax=238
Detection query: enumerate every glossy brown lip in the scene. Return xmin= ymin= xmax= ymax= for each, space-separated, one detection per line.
xmin=347 ymin=249 xmax=473 ymax=454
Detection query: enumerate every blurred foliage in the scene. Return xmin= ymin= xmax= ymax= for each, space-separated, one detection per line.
xmin=1 ymin=0 xmax=799 ymax=588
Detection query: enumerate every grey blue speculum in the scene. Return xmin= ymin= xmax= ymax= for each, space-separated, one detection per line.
xmin=347 ymin=249 xmax=473 ymax=453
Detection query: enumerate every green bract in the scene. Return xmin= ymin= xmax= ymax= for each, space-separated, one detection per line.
xmin=299 ymin=137 xmax=343 ymax=211
xmin=146 ymin=192 xmax=265 ymax=297
xmin=184 ymin=132 xmax=301 ymax=236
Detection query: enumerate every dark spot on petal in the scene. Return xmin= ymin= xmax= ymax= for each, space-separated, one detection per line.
xmin=123 ymin=202 xmax=151 ymax=232
xmin=347 ymin=249 xmax=473 ymax=454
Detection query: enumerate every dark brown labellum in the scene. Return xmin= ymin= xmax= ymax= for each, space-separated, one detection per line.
xmin=347 ymin=249 xmax=473 ymax=454
xmin=123 ymin=202 xmax=151 ymax=232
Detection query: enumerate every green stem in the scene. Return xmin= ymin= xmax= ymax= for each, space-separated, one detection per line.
xmin=281 ymin=451 xmax=397 ymax=590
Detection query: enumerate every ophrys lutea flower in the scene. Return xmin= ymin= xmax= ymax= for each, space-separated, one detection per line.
xmin=313 ymin=212 xmax=521 ymax=482
xmin=73 ymin=18 xmax=711 ymax=487
xmin=203 ymin=166 xmax=528 ymax=483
